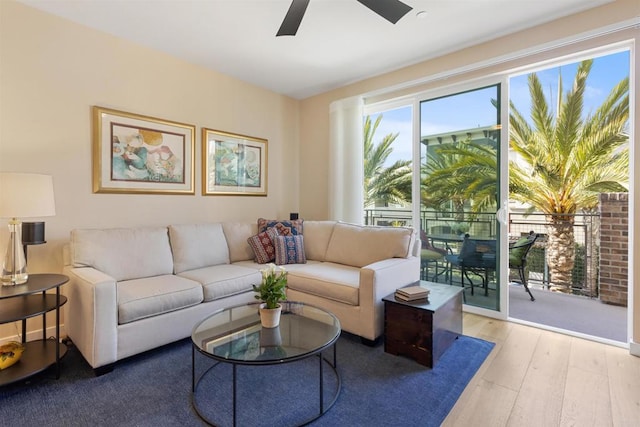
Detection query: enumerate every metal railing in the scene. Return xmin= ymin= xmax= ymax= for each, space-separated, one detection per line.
xmin=364 ymin=208 xmax=497 ymax=237
xmin=364 ymin=208 xmax=601 ymax=297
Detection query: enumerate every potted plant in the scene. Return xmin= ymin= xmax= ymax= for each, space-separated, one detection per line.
xmin=253 ymin=263 xmax=287 ymax=328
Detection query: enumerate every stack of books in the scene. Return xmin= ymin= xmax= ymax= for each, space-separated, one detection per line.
xmin=395 ymin=285 xmax=429 ymax=302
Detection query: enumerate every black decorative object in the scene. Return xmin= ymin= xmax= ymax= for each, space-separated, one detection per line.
xmin=22 ymin=221 xmax=46 ymax=263
xmin=289 ymin=212 xmax=299 ymax=220
xmin=22 ymin=222 xmax=46 ymax=245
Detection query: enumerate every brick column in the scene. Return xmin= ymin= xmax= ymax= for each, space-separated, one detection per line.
xmin=598 ymin=193 xmax=628 ymax=306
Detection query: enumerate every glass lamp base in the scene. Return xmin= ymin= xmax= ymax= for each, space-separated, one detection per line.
xmin=1 ymin=273 xmax=28 ymax=286
xmin=1 ymin=220 xmax=28 ymax=285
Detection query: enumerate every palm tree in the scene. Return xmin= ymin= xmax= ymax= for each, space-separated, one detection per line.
xmin=363 ymin=115 xmax=412 ymax=208
xmin=510 ymin=59 xmax=629 ymax=291
xmin=422 ymin=137 xmax=498 ymax=219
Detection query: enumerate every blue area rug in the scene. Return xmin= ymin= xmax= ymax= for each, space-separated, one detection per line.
xmin=0 ymin=333 xmax=494 ymax=426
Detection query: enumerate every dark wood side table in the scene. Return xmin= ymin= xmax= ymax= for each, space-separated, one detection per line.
xmin=0 ymin=273 xmax=69 ymax=386
xmin=383 ymin=281 xmax=463 ymax=368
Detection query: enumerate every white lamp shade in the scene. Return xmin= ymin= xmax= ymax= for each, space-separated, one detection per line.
xmin=0 ymin=172 xmax=56 ymax=218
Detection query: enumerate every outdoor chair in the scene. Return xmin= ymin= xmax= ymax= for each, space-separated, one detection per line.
xmin=445 ymin=234 xmax=496 ymax=296
xmin=420 ymin=230 xmax=449 ymax=282
xmin=509 ymin=231 xmax=538 ymax=301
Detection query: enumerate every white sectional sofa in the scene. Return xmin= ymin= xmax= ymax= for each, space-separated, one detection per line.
xmin=63 ymin=220 xmax=419 ymax=373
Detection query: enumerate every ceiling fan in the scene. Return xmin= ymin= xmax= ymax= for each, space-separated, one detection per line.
xmin=277 ymin=0 xmax=413 ymax=36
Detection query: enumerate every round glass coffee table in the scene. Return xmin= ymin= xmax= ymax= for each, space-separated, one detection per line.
xmin=191 ymin=301 xmax=341 ymax=426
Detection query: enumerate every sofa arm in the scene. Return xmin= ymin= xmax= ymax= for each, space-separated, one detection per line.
xmin=63 ymin=266 xmax=118 ymax=369
xmin=358 ymin=256 xmax=420 ymax=340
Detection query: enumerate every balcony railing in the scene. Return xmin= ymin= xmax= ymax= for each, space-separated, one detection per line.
xmin=364 ymin=208 xmax=601 ymax=298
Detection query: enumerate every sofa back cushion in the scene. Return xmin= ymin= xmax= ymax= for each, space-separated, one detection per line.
xmin=303 ymin=221 xmax=336 ymax=261
xmin=324 ymin=222 xmax=415 ymax=268
xmin=222 ymin=222 xmax=258 ymax=262
xmin=70 ymin=226 xmax=173 ymax=281
xmin=169 ymin=223 xmax=230 ymax=274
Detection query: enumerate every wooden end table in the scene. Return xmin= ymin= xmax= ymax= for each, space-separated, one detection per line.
xmin=383 ymin=281 xmax=463 ymax=368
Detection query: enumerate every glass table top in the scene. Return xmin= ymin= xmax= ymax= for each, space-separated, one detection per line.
xmin=192 ymin=301 xmax=341 ymax=364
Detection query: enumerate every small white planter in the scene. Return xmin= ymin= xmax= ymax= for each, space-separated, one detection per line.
xmin=259 ymin=303 xmax=282 ymax=328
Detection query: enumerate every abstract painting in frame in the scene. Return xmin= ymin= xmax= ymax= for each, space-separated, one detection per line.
xmin=202 ymin=128 xmax=267 ymax=196
xmin=92 ymin=106 xmax=195 ymax=194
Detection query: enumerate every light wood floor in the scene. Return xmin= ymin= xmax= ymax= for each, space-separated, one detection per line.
xmin=442 ymin=313 xmax=640 ymax=427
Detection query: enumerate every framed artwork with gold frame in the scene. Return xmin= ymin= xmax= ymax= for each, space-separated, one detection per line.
xmin=202 ymin=128 xmax=268 ymax=196
xmin=92 ymin=106 xmax=195 ymax=194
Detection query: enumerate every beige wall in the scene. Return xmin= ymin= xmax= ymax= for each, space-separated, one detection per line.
xmin=298 ymin=0 xmax=640 ymax=347
xmin=0 ymin=1 xmax=299 ymax=338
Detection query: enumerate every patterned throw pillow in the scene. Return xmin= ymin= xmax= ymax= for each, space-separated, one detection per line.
xmin=274 ymin=235 xmax=306 ymax=265
xmin=257 ymin=218 xmax=303 ymax=236
xmin=247 ymin=227 xmax=279 ymax=264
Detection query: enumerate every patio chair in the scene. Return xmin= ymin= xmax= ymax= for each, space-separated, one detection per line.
xmin=509 ymin=231 xmax=538 ymax=301
xmin=420 ymin=230 xmax=449 ymax=282
xmin=445 ymin=234 xmax=496 ymax=296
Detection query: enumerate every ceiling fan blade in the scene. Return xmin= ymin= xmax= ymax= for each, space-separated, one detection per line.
xmin=356 ymin=0 xmax=413 ymax=24
xmin=277 ymin=0 xmax=311 ymax=36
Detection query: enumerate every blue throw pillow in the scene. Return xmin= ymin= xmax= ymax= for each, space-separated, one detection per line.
xmin=274 ymin=235 xmax=306 ymax=265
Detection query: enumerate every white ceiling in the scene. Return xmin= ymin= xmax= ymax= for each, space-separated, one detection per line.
xmin=19 ymin=0 xmax=611 ymax=99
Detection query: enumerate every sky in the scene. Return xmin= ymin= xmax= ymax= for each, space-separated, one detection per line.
xmin=369 ymin=50 xmax=630 ymax=167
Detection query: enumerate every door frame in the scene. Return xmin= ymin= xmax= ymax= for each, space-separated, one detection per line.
xmin=502 ymin=44 xmax=634 ymax=345
xmin=411 ymin=75 xmax=510 ymax=320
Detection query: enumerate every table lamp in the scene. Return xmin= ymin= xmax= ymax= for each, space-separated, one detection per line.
xmin=0 ymin=172 xmax=56 ymax=285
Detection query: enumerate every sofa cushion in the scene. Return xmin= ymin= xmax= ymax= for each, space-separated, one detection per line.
xmin=302 ymin=221 xmax=335 ymax=262
xmin=169 ymin=223 xmax=230 ymax=274
xmin=287 ymin=263 xmax=359 ymax=306
xmin=257 ymin=218 xmax=303 ymax=235
xmin=71 ymin=226 xmax=173 ymax=281
xmin=274 ymin=235 xmax=306 ymax=265
xmin=222 ymin=222 xmax=258 ymax=262
xmin=247 ymin=227 xmax=279 ymax=264
xmin=324 ymin=222 xmax=414 ymax=268
xmin=178 ymin=264 xmax=261 ymax=302
xmin=117 ymin=275 xmax=203 ymax=324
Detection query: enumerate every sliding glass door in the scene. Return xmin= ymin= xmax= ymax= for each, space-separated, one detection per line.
xmin=419 ymin=83 xmax=505 ymax=311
